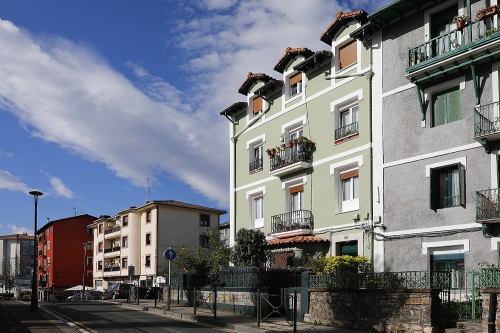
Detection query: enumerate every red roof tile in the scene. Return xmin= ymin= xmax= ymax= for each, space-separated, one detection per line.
xmin=238 ymin=72 xmax=274 ymax=95
xmin=274 ymin=47 xmax=315 ymax=74
xmin=320 ymin=10 xmax=368 ymax=45
xmin=267 ymin=235 xmax=329 ymax=246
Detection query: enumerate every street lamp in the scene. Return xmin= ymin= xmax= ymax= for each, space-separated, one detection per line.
xmin=29 ymin=190 xmax=43 ymax=312
xmin=83 ymin=243 xmax=87 ymax=300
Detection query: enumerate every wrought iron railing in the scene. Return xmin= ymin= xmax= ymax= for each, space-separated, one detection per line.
xmin=408 ymin=15 xmax=500 ymax=69
xmin=249 ymin=158 xmax=263 ymax=173
xmin=476 ymin=188 xmax=500 ymax=221
xmin=270 ymin=141 xmax=313 ymax=172
xmin=104 ymin=246 xmax=121 ymax=254
xmin=309 ymin=270 xmax=451 ymax=289
xmin=104 ymin=266 xmax=120 ymax=272
xmin=474 ymin=101 xmax=500 ymax=137
xmin=335 ymin=121 xmax=359 ymax=140
xmin=104 ymin=226 xmax=121 ymax=235
xmin=271 ymin=209 xmax=314 ymax=234
xmin=440 ymin=195 xmax=460 ymax=208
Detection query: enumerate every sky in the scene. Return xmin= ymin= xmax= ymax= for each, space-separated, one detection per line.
xmin=0 ymin=0 xmax=391 ymax=236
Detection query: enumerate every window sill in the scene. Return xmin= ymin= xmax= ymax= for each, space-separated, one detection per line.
xmin=249 ymin=168 xmax=263 ymax=175
xmin=335 ymin=62 xmax=358 ymax=75
xmin=285 ymin=93 xmax=302 ymax=103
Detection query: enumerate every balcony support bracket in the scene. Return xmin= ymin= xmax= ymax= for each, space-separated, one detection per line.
xmin=481 ymin=138 xmax=491 ymax=154
xmin=471 ymin=62 xmax=480 ymax=105
xmin=415 ymin=83 xmax=425 ymax=121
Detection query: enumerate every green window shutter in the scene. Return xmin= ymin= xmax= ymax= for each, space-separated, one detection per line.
xmin=430 ymin=168 xmax=439 ymax=210
xmin=459 ymin=163 xmax=466 ymax=207
xmin=432 ymin=86 xmax=461 ymax=127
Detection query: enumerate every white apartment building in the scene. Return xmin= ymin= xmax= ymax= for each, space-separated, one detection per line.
xmin=90 ymin=200 xmax=226 ymax=290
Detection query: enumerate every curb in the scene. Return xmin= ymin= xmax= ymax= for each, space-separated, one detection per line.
xmin=118 ymin=302 xmax=273 ymax=333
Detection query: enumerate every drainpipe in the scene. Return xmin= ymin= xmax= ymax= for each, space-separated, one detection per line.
xmin=232 ymin=95 xmax=272 ymax=141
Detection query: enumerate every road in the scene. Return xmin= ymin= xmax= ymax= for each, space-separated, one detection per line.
xmin=42 ymin=301 xmax=229 ymax=333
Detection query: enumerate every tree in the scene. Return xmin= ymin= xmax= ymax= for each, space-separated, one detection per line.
xmin=166 ymin=229 xmax=231 ymax=275
xmin=231 ymin=228 xmax=268 ymax=268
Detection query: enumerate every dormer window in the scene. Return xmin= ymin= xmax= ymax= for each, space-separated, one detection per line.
xmin=289 ymin=73 xmax=302 ymax=97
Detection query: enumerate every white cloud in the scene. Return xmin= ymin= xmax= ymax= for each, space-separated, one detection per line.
xmin=0 ymin=150 xmax=13 ymax=158
xmin=47 ymin=174 xmax=74 ymax=199
xmin=0 ymin=1 xmax=361 ymax=208
xmin=7 ymin=224 xmax=32 ymax=235
xmin=0 ymin=170 xmax=31 ymax=193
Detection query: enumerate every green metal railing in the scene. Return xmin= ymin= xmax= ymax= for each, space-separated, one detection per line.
xmin=408 ymin=15 xmax=500 ymax=69
xmin=309 ymin=270 xmax=450 ymax=289
xmin=476 ymin=188 xmax=500 ymax=222
xmin=474 ymin=101 xmax=500 ymax=137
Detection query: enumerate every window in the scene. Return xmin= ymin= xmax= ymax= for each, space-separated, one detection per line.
xmin=199 ymin=235 xmax=209 ymax=247
xmin=98 ymin=224 xmax=103 ymax=234
xmin=251 ymin=96 xmax=263 ymax=119
xmin=145 ymin=255 xmax=151 ymax=267
xmin=122 ymin=236 xmax=128 ymax=248
xmin=87 ymin=242 xmax=93 ymax=250
xmin=122 ymin=257 xmax=128 ymax=268
xmin=341 ymin=169 xmax=359 ymax=212
xmin=87 ymin=227 xmax=93 ymax=235
xmin=336 ymin=104 xmax=359 ymax=140
xmin=87 ymin=271 xmax=93 ymax=277
xmin=337 ymin=240 xmax=358 ymax=256
xmin=47 ymin=241 xmax=50 ymax=250
xmin=200 ymin=214 xmax=210 ymax=227
xmin=432 ymin=86 xmax=461 ymax=127
xmin=430 ymin=163 xmax=465 ymax=209
xmin=87 ymin=257 xmax=92 ymax=266
xmin=96 ymin=280 xmax=103 ymax=288
xmin=47 ymin=257 xmax=51 ymax=266
xmin=146 ymin=211 xmax=151 ymax=223
xmin=47 ymin=228 xmax=50 ymax=235
xmin=430 ymin=4 xmax=457 ymax=55
xmin=247 ymin=186 xmax=266 ymax=229
xmin=250 ymin=145 xmax=264 ymax=173
xmin=98 ymin=242 xmax=103 ymax=253
xmin=289 ymin=127 xmax=303 ymax=141
xmin=98 ymin=261 xmax=103 ymax=271
xmin=123 ymin=215 xmax=128 ymax=227
xmin=338 ymin=39 xmax=357 ymax=70
xmin=289 ymin=184 xmax=304 ymax=212
xmin=145 ymin=233 xmax=151 ymax=246
xmin=288 ymin=72 xmax=302 ymax=98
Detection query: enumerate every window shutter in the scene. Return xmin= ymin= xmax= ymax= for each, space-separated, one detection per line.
xmin=253 ymin=96 xmax=263 ymax=114
xmin=432 ymin=90 xmax=447 ymax=127
xmin=447 ymin=87 xmax=461 ymax=123
xmin=290 ymin=184 xmax=304 ymax=194
xmin=430 ymin=168 xmax=439 ymax=210
xmin=432 ymin=86 xmax=461 ymax=127
xmin=459 ymin=163 xmax=466 ymax=207
xmin=339 ymin=40 xmax=357 ymax=69
xmin=289 ymin=73 xmax=302 ymax=86
xmin=340 ymin=169 xmax=359 ymax=180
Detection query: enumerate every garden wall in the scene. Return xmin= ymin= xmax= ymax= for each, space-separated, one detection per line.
xmin=304 ymin=289 xmax=441 ymax=333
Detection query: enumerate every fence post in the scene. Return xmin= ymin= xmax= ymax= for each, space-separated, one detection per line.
xmin=472 ymin=270 xmax=476 ymax=319
xmin=193 ymin=286 xmax=196 ymax=316
xmin=167 ymin=285 xmax=171 ymax=310
xmin=257 ymin=289 xmax=261 ymax=327
xmin=137 ymin=284 xmax=140 ymax=305
xmin=293 ymin=290 xmax=297 ymax=333
xmin=154 ymin=287 xmax=157 ymax=308
xmin=214 ymin=285 xmax=217 ymax=320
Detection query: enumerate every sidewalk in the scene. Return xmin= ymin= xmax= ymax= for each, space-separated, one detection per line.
xmin=117 ymin=299 xmax=370 ymax=333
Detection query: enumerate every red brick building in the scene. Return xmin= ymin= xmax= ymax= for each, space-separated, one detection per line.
xmin=36 ymin=214 xmax=96 ymax=300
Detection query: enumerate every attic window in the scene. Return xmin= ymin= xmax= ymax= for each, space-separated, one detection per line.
xmin=288 ymin=72 xmax=303 ymax=98
xmin=338 ymin=40 xmax=357 ymax=70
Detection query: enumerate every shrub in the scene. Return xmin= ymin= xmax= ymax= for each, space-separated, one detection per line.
xmin=310 ymin=255 xmax=372 ymax=275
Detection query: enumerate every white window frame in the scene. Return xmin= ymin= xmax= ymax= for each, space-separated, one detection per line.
xmin=422 ymin=239 xmax=469 ymax=255
xmin=248 ymin=93 xmax=265 ymax=120
xmin=424 ymin=0 xmax=466 ymax=42
xmin=330 ymin=156 xmax=363 ymax=214
xmin=282 ymin=175 xmax=307 ymax=214
xmin=247 ymin=134 xmax=266 ymax=174
xmin=335 ymin=37 xmax=358 ymax=74
xmin=281 ymin=115 xmax=307 ymax=138
xmin=283 ymin=69 xmax=304 ymax=103
xmin=246 ymin=186 xmax=266 ymax=229
xmin=423 ymin=76 xmax=465 ymax=128
xmin=330 ymin=232 xmax=364 ymax=256
xmin=340 ymin=167 xmax=359 ymax=212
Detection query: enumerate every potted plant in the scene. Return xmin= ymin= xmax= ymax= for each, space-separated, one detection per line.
xmin=287 ymin=140 xmax=293 ymax=148
xmin=452 ymin=15 xmax=470 ymax=29
xmin=477 ymin=6 xmax=498 ymax=21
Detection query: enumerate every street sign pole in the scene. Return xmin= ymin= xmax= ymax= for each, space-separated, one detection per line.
xmin=163 ymin=248 xmax=176 ymax=287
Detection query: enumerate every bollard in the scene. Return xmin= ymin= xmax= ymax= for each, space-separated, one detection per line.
xmin=214 ymin=285 xmax=217 ymax=320
xmin=293 ymin=290 xmax=297 ymax=333
xmin=137 ymin=284 xmax=140 ymax=305
xmin=154 ymin=287 xmax=157 ymax=308
xmin=257 ymin=289 xmax=261 ymax=327
xmin=177 ymin=286 xmax=180 ymax=304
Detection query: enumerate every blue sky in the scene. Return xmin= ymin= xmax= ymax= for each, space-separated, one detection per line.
xmin=0 ymin=0 xmax=390 ymax=235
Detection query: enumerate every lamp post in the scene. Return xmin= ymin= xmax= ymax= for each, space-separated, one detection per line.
xmin=83 ymin=243 xmax=86 ymax=300
xmin=29 ymin=190 xmax=43 ymax=312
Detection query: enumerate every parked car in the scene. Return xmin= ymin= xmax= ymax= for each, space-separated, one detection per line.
xmin=101 ymin=283 xmax=131 ymax=300
xmin=67 ymin=290 xmax=102 ymax=301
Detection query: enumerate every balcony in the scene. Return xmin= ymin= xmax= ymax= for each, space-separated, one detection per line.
xmin=407 ymin=16 xmax=500 ymax=79
xmin=335 ymin=121 xmax=359 ymax=144
xmin=269 ymin=140 xmax=314 ymax=177
xmin=476 ymin=188 xmax=500 ymax=223
xmin=104 ymin=246 xmax=120 ymax=254
xmin=103 ymin=266 xmax=120 ymax=272
xmin=249 ymin=158 xmax=263 ymax=174
xmin=271 ymin=209 xmax=314 ymax=238
xmin=474 ymin=101 xmax=500 ymax=144
xmin=104 ymin=226 xmax=121 ymax=239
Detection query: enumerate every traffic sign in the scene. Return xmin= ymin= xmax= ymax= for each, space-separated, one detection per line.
xmin=164 ymin=249 xmax=176 ymax=260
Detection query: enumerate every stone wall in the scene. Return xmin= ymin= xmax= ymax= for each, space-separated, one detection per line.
xmin=304 ymin=289 xmax=440 ymax=333
xmin=481 ymin=290 xmax=500 ymax=333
